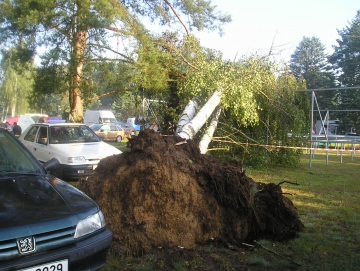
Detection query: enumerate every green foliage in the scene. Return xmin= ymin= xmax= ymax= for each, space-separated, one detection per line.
xmin=124 ymin=0 xmax=231 ymax=34
xmin=111 ymin=92 xmax=139 ymax=120
xmin=176 ymin=35 xmax=274 ymax=126
xmin=209 ymin=67 xmax=310 ymax=168
xmin=0 ymin=46 xmax=35 ymax=117
xmin=33 ymin=64 xmax=69 ymax=96
xmin=329 ymin=11 xmax=360 ymax=132
xmin=290 ymin=36 xmax=335 ymax=90
xmin=84 ymin=98 xmax=102 ymax=111
xmin=330 ymin=11 xmax=360 ymax=87
xmin=173 ymin=261 xmax=188 ymax=271
xmin=289 ymin=36 xmax=336 ymax=118
xmin=132 ymin=37 xmax=171 ymax=93
xmin=133 ymin=264 xmax=153 ymax=271
xmin=27 ymin=93 xmax=70 ymax=117
xmin=0 ymin=0 xmax=231 ymax=120
xmin=247 ymin=256 xmax=271 ymax=268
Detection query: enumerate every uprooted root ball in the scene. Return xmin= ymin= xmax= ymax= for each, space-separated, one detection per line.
xmin=78 ymin=129 xmax=304 ymax=252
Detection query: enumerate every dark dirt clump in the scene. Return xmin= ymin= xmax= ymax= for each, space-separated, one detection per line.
xmin=78 ymin=129 xmax=304 ymax=253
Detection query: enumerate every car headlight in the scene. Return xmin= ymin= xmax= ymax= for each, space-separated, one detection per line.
xmin=68 ymin=156 xmax=86 ymax=163
xmin=74 ymin=211 xmax=106 ymax=238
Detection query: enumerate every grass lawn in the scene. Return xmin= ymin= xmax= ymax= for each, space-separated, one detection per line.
xmin=107 ymin=139 xmax=129 ymax=152
xmin=100 ymin=151 xmax=360 ymax=271
xmin=243 ymin=152 xmax=360 ymax=270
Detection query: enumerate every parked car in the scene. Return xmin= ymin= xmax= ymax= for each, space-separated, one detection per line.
xmin=18 ymin=123 xmax=122 ymax=180
xmin=90 ymin=123 xmax=125 ymax=142
xmin=115 ymin=121 xmax=136 ymax=138
xmin=0 ymin=127 xmax=112 ymax=271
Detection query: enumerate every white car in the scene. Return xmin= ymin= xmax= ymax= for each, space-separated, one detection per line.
xmin=18 ymin=123 xmax=122 ymax=180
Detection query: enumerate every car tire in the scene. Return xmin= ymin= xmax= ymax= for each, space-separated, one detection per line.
xmin=116 ymin=135 xmax=122 ymax=142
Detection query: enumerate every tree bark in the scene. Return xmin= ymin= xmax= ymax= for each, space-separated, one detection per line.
xmin=199 ymin=106 xmax=222 ymax=154
xmin=68 ymin=2 xmax=88 ymax=123
xmin=175 ymin=97 xmax=199 ymax=134
xmin=176 ymin=91 xmax=222 ymax=140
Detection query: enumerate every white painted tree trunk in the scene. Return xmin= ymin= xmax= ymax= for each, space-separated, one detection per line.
xmin=175 ymin=98 xmax=199 ymax=134
xmin=176 ymin=91 xmax=222 ymax=140
xmin=199 ymin=106 xmax=222 ymax=154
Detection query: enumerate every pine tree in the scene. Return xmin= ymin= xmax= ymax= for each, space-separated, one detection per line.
xmin=329 ymin=10 xmax=360 ymax=132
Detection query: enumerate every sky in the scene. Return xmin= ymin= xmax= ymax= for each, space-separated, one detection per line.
xmin=192 ymin=0 xmax=359 ymax=62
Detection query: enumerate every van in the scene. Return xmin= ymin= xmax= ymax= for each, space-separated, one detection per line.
xmin=84 ymin=110 xmax=117 ymax=125
xmin=5 ymin=115 xmax=35 ymax=132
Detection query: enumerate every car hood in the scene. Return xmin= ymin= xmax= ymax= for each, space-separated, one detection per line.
xmin=50 ymin=142 xmax=121 ymax=159
xmin=0 ymin=174 xmax=98 ymax=232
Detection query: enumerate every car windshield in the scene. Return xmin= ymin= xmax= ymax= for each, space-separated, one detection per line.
xmin=49 ymin=125 xmax=101 ymax=144
xmin=0 ymin=129 xmax=44 ymax=176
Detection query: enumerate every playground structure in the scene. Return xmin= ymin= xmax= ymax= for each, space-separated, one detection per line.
xmin=307 ymin=87 xmax=360 ymax=167
xmin=133 ymin=98 xmax=164 ymax=132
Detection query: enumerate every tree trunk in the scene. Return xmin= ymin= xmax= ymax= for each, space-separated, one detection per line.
xmin=68 ymin=5 xmax=87 ymax=123
xmin=199 ymin=106 xmax=222 ymax=154
xmin=175 ymin=97 xmax=199 ymax=134
xmin=176 ymin=91 xmax=222 ymax=140
xmin=11 ymin=77 xmax=17 ymax=117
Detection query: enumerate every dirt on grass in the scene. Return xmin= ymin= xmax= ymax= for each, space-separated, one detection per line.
xmin=78 ymin=129 xmax=304 ymax=258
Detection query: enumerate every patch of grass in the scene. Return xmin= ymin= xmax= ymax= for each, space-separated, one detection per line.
xmin=244 ymin=152 xmax=360 ymax=271
xmin=247 ymin=256 xmax=271 ymax=268
xmin=173 ymin=262 xmax=188 ymax=271
xmin=101 ymin=152 xmax=360 ymax=270
xmin=107 ymin=139 xmax=129 ymax=152
xmin=133 ymin=264 xmax=153 ymax=271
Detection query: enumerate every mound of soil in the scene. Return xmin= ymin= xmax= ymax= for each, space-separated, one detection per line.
xmin=78 ymin=129 xmax=304 ymax=253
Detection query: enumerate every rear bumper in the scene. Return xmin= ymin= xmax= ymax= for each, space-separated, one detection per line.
xmin=0 ymin=228 xmax=112 ymax=271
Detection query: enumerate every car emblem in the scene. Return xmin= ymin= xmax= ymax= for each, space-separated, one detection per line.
xmin=17 ymin=236 xmax=36 ymax=254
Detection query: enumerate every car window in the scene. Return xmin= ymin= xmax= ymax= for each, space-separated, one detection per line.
xmin=24 ymin=126 xmax=39 ymax=142
xmin=101 ymin=125 xmax=110 ymax=132
xmin=36 ymin=126 xmax=48 ymax=145
xmin=110 ymin=125 xmax=117 ymax=131
xmin=90 ymin=123 xmax=102 ymax=131
xmin=0 ymin=130 xmax=43 ymax=174
xmin=50 ymin=125 xmax=100 ymax=143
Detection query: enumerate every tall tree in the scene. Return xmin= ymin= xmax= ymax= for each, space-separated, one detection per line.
xmin=290 ymin=36 xmax=336 ymax=111
xmin=329 ymin=10 xmax=360 ymax=132
xmin=290 ymin=37 xmax=335 ymax=89
xmin=0 ymin=0 xmax=231 ymax=122
xmin=0 ymin=46 xmax=34 ymax=117
xmin=330 ymin=10 xmax=360 ymax=86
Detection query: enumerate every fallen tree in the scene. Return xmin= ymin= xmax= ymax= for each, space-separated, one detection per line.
xmin=176 ymin=91 xmax=222 ymax=146
xmin=199 ymin=106 xmax=222 ymax=154
xmin=78 ymin=130 xmax=305 ymax=254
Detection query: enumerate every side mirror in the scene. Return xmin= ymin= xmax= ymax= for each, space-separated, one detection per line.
xmin=43 ymin=158 xmax=60 ymax=171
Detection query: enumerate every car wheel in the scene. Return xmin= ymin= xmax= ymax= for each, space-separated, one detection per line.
xmin=116 ymin=135 xmax=122 ymax=142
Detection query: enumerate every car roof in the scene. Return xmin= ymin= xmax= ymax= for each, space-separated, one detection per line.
xmin=32 ymin=123 xmax=86 ymax=127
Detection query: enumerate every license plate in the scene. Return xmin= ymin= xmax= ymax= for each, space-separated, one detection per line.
xmin=20 ymin=259 xmax=68 ymax=271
